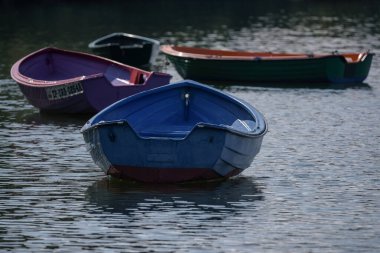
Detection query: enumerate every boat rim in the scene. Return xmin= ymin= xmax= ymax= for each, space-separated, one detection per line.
xmin=10 ymin=47 xmax=158 ymax=87
xmin=88 ymin=32 xmax=160 ymax=49
xmin=160 ymin=45 xmax=373 ymax=63
xmin=80 ymin=80 xmax=268 ymax=138
xmin=81 ymin=118 xmax=267 ymax=140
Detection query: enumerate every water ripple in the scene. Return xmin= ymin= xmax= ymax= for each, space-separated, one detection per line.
xmin=1 ymin=1 xmax=380 ymax=252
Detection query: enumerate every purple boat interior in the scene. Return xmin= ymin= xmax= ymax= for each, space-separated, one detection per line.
xmin=19 ymin=49 xmax=146 ymax=86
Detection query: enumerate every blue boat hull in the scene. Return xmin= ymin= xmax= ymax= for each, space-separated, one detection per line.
xmin=83 ymin=123 xmax=264 ymax=183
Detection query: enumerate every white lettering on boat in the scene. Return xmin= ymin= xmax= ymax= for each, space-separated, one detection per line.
xmin=46 ymin=82 xmax=84 ymax=100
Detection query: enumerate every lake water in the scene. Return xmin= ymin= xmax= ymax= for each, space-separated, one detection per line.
xmin=1 ymin=0 xmax=379 ymax=252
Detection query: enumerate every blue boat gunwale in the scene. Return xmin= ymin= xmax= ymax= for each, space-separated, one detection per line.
xmin=81 ymin=80 xmax=267 ymax=139
xmin=82 ymin=119 xmax=266 ymax=141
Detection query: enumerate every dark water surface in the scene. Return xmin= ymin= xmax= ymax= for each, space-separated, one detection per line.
xmin=1 ymin=0 xmax=380 ymax=252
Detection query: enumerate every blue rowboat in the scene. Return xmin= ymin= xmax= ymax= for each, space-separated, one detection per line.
xmin=81 ymin=80 xmax=267 ymax=183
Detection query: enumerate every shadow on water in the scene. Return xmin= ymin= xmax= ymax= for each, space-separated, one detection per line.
xmin=0 ymin=110 xmax=91 ymax=128
xmin=85 ymin=176 xmax=263 ymax=216
xmin=24 ymin=111 xmax=92 ymax=126
xmin=0 ymin=80 xmax=91 ymax=127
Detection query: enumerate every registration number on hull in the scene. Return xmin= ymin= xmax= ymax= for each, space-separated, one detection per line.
xmin=46 ymin=82 xmax=84 ymax=100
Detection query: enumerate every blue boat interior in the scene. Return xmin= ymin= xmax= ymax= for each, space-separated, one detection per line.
xmin=89 ymin=81 xmax=260 ymax=139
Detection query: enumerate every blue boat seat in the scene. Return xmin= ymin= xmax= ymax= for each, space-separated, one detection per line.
xmin=138 ymin=125 xmax=192 ymax=139
xmin=139 ymin=130 xmax=190 ymax=139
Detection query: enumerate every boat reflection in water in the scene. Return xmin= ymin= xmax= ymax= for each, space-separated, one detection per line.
xmin=206 ymin=80 xmax=372 ymax=90
xmin=85 ymin=176 xmax=263 ymax=216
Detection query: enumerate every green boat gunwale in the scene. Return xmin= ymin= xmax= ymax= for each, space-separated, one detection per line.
xmin=160 ymin=45 xmax=373 ymax=64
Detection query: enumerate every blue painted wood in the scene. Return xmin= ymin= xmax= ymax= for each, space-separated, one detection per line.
xmin=81 ymin=80 xmax=267 ymax=183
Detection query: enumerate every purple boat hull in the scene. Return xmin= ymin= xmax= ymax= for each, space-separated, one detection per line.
xmin=10 ymin=47 xmax=172 ymax=114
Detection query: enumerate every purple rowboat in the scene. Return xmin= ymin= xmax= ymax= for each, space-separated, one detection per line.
xmin=10 ymin=47 xmax=172 ymax=114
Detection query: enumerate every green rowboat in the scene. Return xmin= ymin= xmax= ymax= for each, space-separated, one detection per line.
xmin=161 ymin=45 xmax=374 ymax=84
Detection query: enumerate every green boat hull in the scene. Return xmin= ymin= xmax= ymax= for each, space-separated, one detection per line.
xmin=166 ymin=54 xmax=373 ymax=84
